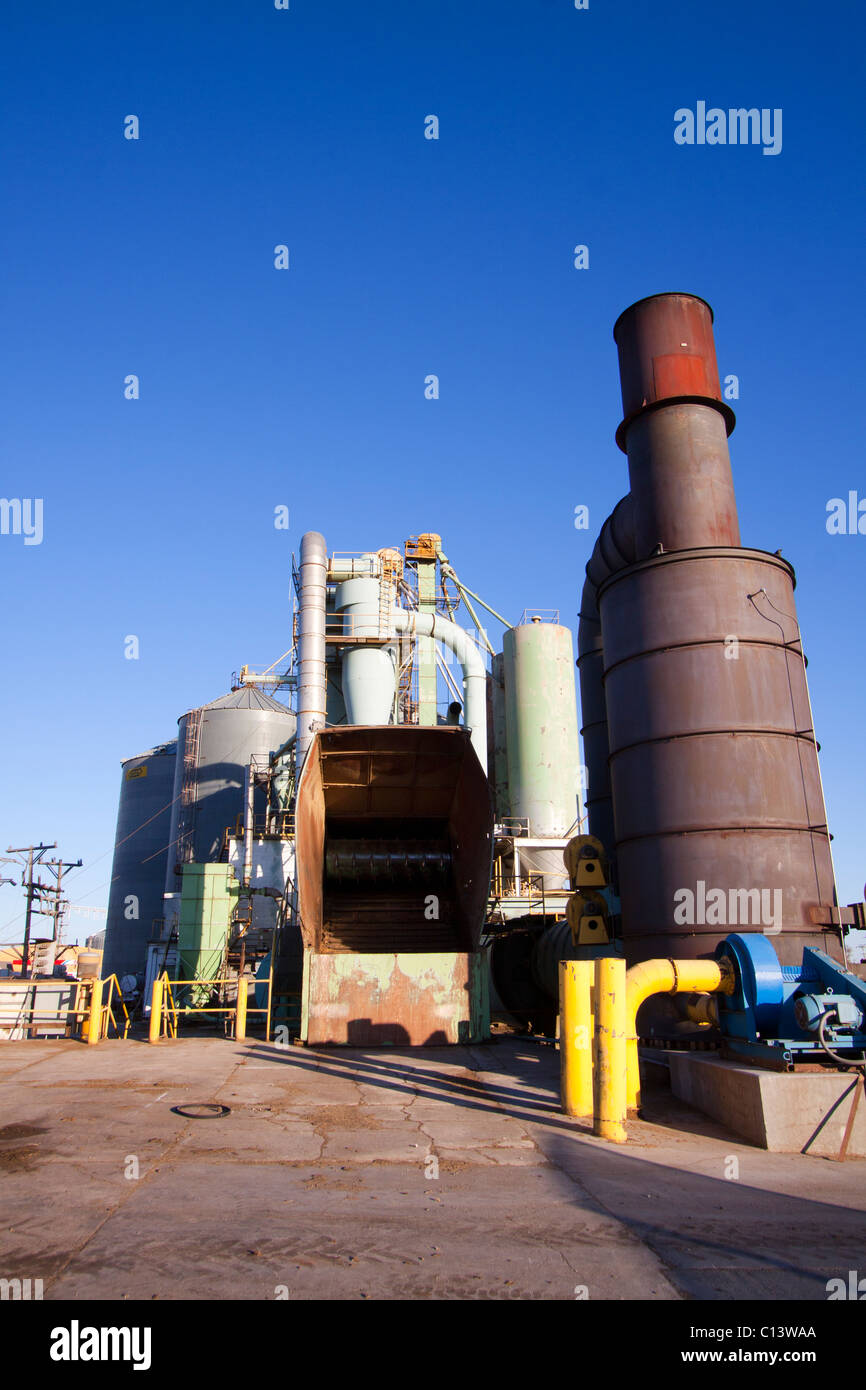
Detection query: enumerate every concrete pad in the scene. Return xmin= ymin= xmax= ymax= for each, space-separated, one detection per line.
xmin=668 ymin=1052 xmax=866 ymax=1155
xmin=2 ymin=1034 xmax=865 ymax=1300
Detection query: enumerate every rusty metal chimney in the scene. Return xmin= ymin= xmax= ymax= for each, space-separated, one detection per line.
xmin=588 ymin=292 xmax=839 ymax=968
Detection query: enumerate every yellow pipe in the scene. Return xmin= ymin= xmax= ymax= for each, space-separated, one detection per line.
xmin=626 ymin=958 xmax=734 ymax=1111
xmin=235 ymin=977 xmax=248 ymax=1042
xmin=85 ymin=979 xmax=103 ymax=1046
xmin=559 ymin=960 xmax=594 ymax=1118
xmin=594 ymin=957 xmax=627 ymax=1143
xmin=149 ymin=977 xmax=164 ymax=1044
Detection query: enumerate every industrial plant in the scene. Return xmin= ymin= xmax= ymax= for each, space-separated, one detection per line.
xmin=5 ymin=292 xmax=866 ymax=1164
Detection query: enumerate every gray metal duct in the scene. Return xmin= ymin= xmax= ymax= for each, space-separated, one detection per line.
xmin=296 ymin=531 xmax=328 ymax=771
xmin=391 ymin=609 xmax=488 ymax=771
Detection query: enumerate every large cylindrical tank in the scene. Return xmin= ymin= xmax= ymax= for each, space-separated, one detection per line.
xmin=335 ymin=569 xmax=396 ymax=725
xmin=503 ymin=621 xmax=581 ymax=838
xmin=599 ymin=547 xmax=836 ymax=966
xmin=103 ymin=740 xmax=177 ymax=981
xmin=165 ymin=690 xmax=296 ymax=893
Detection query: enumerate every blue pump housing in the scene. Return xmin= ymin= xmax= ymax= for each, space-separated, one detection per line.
xmin=714 ymin=933 xmax=866 ymax=1067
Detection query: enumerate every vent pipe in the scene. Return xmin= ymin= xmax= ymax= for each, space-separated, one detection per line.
xmin=296 ymin=531 xmax=328 ymax=771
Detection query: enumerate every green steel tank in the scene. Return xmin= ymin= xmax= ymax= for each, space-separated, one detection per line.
xmin=503 ymin=619 xmax=581 ymax=838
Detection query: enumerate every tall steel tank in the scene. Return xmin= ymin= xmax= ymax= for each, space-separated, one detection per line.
xmin=103 ymin=741 xmax=177 ymax=981
xmin=503 ymin=620 xmax=581 ymax=838
xmin=600 ymin=292 xmax=838 ymax=967
xmin=165 ymin=689 xmax=296 ymax=893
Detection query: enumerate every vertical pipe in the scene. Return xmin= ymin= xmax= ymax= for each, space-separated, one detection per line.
xmin=416 ymin=544 xmax=439 ymax=725
xmin=149 ymin=978 xmax=164 ymax=1043
xmin=296 ymin=531 xmax=328 ymax=770
xmin=243 ymin=760 xmax=254 ymax=889
xmin=265 ymin=956 xmax=274 ymax=1042
xmin=594 ymin=957 xmax=627 ymax=1143
xmin=236 ymin=976 xmax=247 ymax=1041
xmin=559 ymin=960 xmax=594 ymax=1118
xmin=85 ymin=979 xmax=103 ymax=1046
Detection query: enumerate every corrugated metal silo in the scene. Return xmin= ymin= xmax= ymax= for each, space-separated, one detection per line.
xmin=103 ymin=740 xmax=178 ymax=981
xmin=165 ymin=689 xmax=296 ymax=893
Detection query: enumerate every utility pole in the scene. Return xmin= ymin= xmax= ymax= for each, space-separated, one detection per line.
xmin=46 ymin=856 xmax=82 ymax=947
xmin=5 ymin=843 xmax=76 ymax=978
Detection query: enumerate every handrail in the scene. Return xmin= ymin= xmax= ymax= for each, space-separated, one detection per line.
xmin=148 ymin=971 xmax=272 ymax=1043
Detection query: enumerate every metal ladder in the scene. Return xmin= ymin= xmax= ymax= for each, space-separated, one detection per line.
xmin=175 ymin=709 xmax=202 ymax=867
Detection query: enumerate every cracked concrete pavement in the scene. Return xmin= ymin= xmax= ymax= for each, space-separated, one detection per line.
xmin=0 ymin=1035 xmax=863 ymax=1300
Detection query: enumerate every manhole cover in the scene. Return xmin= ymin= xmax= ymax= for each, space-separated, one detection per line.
xmin=172 ymin=1103 xmax=231 ymax=1119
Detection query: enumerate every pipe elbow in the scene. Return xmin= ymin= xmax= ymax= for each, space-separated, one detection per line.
xmin=626 ymin=957 xmax=731 ymax=1020
xmin=626 ymin=959 xmax=678 ymax=1018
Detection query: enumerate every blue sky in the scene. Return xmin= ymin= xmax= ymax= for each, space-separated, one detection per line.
xmin=1 ymin=0 xmax=864 ymax=943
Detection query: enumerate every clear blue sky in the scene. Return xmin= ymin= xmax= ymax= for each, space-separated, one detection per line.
xmin=1 ymin=0 xmax=864 ymax=944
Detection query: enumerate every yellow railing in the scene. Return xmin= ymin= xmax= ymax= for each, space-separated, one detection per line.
xmin=148 ymin=968 xmax=273 ymax=1044
xmin=0 ymin=975 xmax=129 ymax=1044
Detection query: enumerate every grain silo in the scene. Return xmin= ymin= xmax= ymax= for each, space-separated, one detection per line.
xmin=165 ymin=689 xmax=296 ymax=893
xmin=102 ymin=740 xmax=178 ymax=981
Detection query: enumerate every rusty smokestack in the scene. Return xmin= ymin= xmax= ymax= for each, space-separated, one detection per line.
xmin=585 ymin=292 xmax=839 ymax=968
xmin=614 ymin=292 xmax=739 ymax=556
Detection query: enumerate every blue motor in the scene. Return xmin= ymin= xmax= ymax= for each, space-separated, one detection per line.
xmin=714 ymin=933 xmax=866 ymax=1067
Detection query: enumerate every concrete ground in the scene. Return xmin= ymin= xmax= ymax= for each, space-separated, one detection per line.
xmin=0 ymin=1034 xmax=864 ymax=1301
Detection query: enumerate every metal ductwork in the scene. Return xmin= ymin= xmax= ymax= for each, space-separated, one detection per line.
xmin=581 ymin=292 xmax=839 ymax=968
xmin=391 ymin=609 xmax=488 ymax=771
xmin=296 ymin=531 xmax=328 ymax=770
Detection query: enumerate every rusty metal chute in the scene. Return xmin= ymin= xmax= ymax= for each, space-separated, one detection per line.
xmin=295 ymin=725 xmax=494 ymax=956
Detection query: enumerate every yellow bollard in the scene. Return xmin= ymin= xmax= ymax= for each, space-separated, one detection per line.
xmin=85 ymin=979 xmax=104 ymax=1046
xmin=149 ymin=977 xmax=164 ymax=1044
xmin=594 ymin=956 xmax=627 ymax=1143
xmin=559 ymin=960 xmax=594 ymax=1118
xmin=235 ymin=977 xmax=247 ymax=1042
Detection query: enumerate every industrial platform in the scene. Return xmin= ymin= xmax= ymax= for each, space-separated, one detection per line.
xmin=1 ymin=1036 xmax=864 ymax=1302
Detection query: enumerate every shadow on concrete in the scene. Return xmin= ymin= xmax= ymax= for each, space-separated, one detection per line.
xmin=244 ymin=1036 xmax=866 ymax=1300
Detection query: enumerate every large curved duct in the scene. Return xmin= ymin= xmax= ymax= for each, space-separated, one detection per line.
xmin=391 ymin=609 xmax=488 ymax=771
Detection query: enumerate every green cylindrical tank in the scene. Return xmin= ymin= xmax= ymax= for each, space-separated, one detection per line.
xmin=503 ymin=621 xmax=581 ymax=838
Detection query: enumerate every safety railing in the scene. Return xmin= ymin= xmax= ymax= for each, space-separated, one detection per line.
xmin=222 ymin=811 xmax=296 ymax=855
xmin=0 ymin=975 xmax=129 ymax=1044
xmin=148 ymin=968 xmax=273 ymax=1044
xmin=94 ymin=974 xmax=131 ymax=1042
xmin=494 ymin=818 xmax=531 ymax=838
xmin=490 ymin=864 xmax=547 ymax=902
xmin=518 ymin=608 xmax=560 ymax=625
